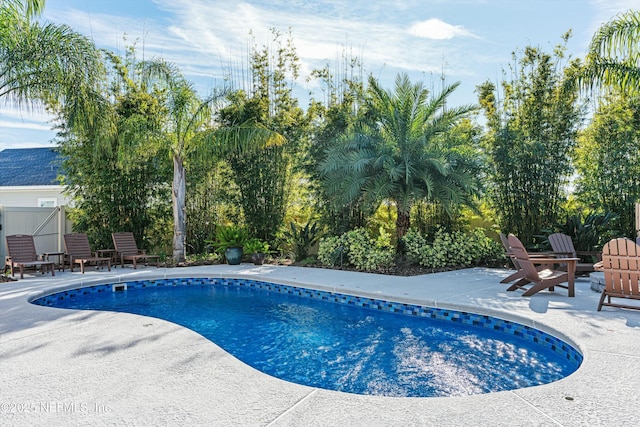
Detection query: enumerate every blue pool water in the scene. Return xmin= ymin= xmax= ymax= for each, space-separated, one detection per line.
xmin=33 ymin=278 xmax=582 ymax=397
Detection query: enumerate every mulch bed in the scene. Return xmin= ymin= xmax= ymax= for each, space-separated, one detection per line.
xmin=307 ymin=263 xmax=456 ymax=276
xmin=0 ymin=259 xmax=505 ymax=279
xmin=172 ymin=257 xmax=452 ymax=276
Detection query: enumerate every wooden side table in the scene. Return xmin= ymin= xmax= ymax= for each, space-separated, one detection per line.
xmin=44 ymin=252 xmax=66 ymax=272
xmin=96 ymin=249 xmax=116 ymax=265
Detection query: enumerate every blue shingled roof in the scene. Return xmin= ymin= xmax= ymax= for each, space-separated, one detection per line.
xmin=0 ymin=147 xmax=64 ymax=186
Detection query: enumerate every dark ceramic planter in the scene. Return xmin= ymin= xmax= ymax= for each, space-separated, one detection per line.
xmin=225 ymin=247 xmax=243 ymax=265
xmin=251 ymin=252 xmax=266 ymax=265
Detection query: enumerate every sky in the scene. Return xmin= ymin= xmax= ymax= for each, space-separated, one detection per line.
xmin=2 ymin=0 xmax=639 ymax=150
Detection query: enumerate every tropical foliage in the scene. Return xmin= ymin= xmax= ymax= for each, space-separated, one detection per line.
xmin=543 ymin=212 xmax=618 ymax=252
xmin=320 ymin=72 xmax=480 ymax=251
xmin=581 ymin=10 xmax=640 ymax=96
xmin=185 ymin=160 xmax=241 ymax=254
xmin=478 ymin=34 xmax=584 ymax=247
xmin=58 ymin=48 xmax=169 ymax=251
xmin=403 ymin=229 xmax=505 ymax=269
xmin=244 ymin=238 xmax=270 ymax=255
xmin=307 ymin=51 xmax=369 ymax=236
xmin=7 ymin=1 xmax=640 ymax=272
xmin=573 ymin=90 xmax=640 ymax=238
xmin=282 ymin=221 xmax=322 ymax=261
xmin=220 ymin=30 xmax=308 ymax=244
xmin=0 ymin=0 xmax=104 ymax=128
xmin=317 ymin=228 xmax=394 ymax=271
xmin=124 ymin=57 xmax=283 ymax=262
xmin=212 ymin=224 xmax=250 ymax=252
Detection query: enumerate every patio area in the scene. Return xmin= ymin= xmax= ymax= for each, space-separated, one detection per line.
xmin=1 ymin=264 xmax=639 ymax=426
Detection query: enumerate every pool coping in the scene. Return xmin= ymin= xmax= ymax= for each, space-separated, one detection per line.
xmin=2 ymin=265 xmax=640 ymax=425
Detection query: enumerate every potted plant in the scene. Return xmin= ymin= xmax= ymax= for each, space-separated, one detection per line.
xmin=213 ymin=225 xmax=249 ymax=265
xmin=244 ymin=238 xmax=270 ymax=265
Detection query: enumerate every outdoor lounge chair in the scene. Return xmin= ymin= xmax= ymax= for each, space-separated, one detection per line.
xmin=112 ymin=232 xmax=159 ymax=269
xmin=4 ymin=234 xmax=55 ymax=279
xmin=548 ymin=233 xmax=601 ymax=275
xmin=597 ymin=238 xmax=640 ymax=312
xmin=506 ymin=234 xmax=577 ymax=297
xmin=64 ymin=233 xmax=111 ymax=274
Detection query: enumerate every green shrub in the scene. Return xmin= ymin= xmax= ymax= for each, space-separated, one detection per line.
xmin=318 ymin=228 xmax=394 ymax=271
xmin=244 ymin=238 xmax=270 ymax=254
xmin=403 ymin=228 xmax=505 ymax=269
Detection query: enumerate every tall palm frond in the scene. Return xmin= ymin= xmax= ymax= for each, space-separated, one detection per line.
xmin=0 ymin=21 xmax=103 ymax=101
xmin=199 ymin=120 xmax=285 ymax=158
xmin=0 ymin=0 xmax=45 ymax=26
xmin=581 ymin=10 xmax=640 ymax=95
xmin=0 ymin=9 xmax=106 ymax=134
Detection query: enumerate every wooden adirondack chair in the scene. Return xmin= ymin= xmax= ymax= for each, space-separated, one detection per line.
xmin=506 ymin=234 xmax=577 ymax=297
xmin=64 ymin=233 xmax=111 ymax=274
xmin=597 ymin=238 xmax=640 ymax=311
xmin=5 ymin=234 xmax=55 ymax=279
xmin=548 ymin=233 xmax=601 ymax=274
xmin=112 ymin=232 xmax=160 ymax=269
xmin=499 ymin=233 xmax=525 ymax=283
xmin=500 ymin=233 xmax=549 ymax=285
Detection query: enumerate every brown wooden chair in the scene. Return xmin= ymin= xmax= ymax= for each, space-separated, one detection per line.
xmin=598 ymin=238 xmax=640 ymax=312
xmin=112 ymin=232 xmax=159 ymax=269
xmin=64 ymin=233 xmax=111 ymax=274
xmin=499 ymin=233 xmax=526 ymax=283
xmin=548 ymin=233 xmax=602 ymax=275
xmin=506 ymin=234 xmax=577 ymax=297
xmin=500 ymin=233 xmax=550 ymax=285
xmin=5 ymin=234 xmax=55 ymax=279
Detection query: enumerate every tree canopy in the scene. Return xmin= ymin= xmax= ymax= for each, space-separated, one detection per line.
xmin=478 ymin=36 xmax=584 ymax=246
xmin=320 ymin=72 xmax=480 ymax=250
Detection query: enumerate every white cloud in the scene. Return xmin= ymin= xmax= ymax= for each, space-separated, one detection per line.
xmin=1 ymin=105 xmax=49 ymax=117
xmin=0 ymin=120 xmax=53 ymax=131
xmin=591 ymin=0 xmax=638 ymax=19
xmin=42 ymin=0 xmax=477 ymax=93
xmin=149 ymin=0 xmax=452 ymax=81
xmin=408 ymin=18 xmax=477 ymax=40
xmin=0 ymin=140 xmax=55 ymax=150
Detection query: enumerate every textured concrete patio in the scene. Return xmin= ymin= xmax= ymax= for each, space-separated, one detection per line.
xmin=1 ymin=264 xmax=639 ymax=426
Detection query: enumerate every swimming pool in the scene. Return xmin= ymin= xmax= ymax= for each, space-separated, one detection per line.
xmin=33 ymin=277 xmax=582 ymax=397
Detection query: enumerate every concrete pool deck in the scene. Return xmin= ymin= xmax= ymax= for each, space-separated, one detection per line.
xmin=1 ymin=265 xmax=639 ymax=426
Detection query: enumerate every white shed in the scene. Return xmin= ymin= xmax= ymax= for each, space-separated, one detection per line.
xmin=0 ymin=147 xmax=71 ymax=207
xmin=0 ymin=148 xmax=72 ymax=262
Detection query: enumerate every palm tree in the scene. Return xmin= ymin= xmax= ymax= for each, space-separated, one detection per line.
xmin=141 ymin=59 xmax=284 ymax=262
xmin=0 ymin=0 xmax=45 ymax=19
xmin=0 ymin=0 xmax=104 ymax=128
xmin=581 ymin=10 xmax=640 ymax=95
xmin=319 ymin=73 xmax=479 ymax=249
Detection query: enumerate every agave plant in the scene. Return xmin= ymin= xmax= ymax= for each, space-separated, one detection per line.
xmin=283 ymin=221 xmax=322 ymax=262
xmin=541 ymin=212 xmax=618 ymax=252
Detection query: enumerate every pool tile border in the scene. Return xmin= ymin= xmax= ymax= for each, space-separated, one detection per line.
xmin=33 ymin=277 xmax=583 ymax=367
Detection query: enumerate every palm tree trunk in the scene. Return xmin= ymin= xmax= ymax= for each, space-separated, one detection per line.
xmin=172 ymin=154 xmax=186 ymax=262
xmin=396 ymin=208 xmax=411 ymax=253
